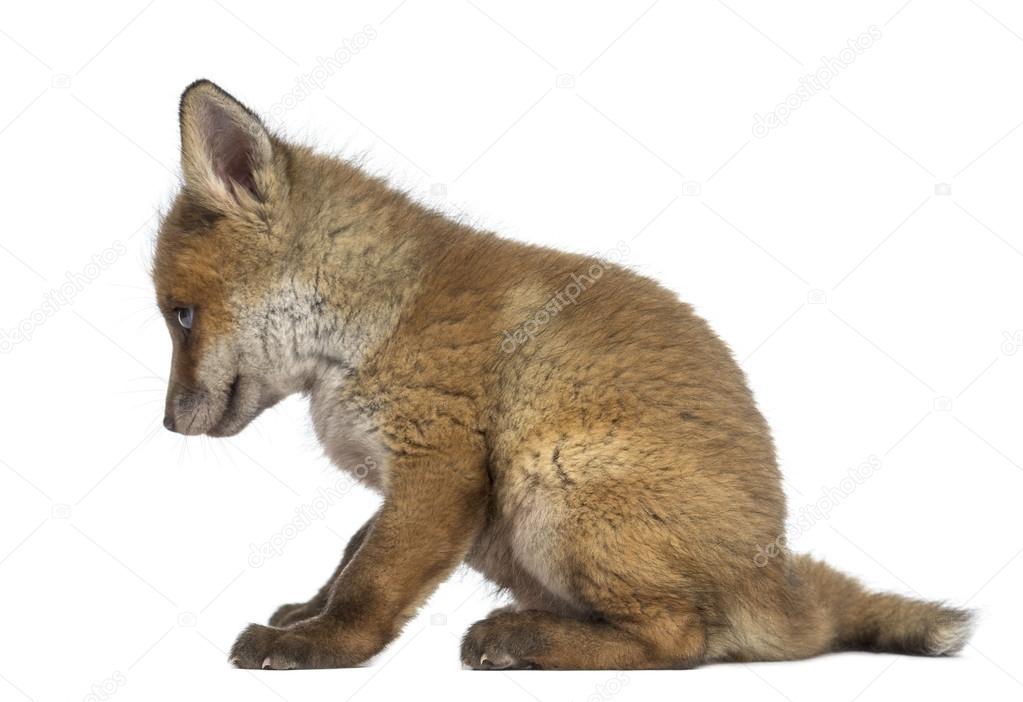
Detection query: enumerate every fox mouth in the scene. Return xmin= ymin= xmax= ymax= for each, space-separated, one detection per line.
xmin=169 ymin=371 xmax=279 ymax=437
xmin=206 ymin=374 xmax=250 ymax=437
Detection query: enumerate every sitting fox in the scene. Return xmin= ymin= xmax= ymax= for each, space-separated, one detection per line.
xmin=153 ymin=80 xmax=973 ymax=670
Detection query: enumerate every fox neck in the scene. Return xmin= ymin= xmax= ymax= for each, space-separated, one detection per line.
xmin=253 ymin=259 xmax=412 ymax=396
xmin=259 ymin=150 xmax=460 ymax=397
xmin=264 ymin=239 xmax=426 ymax=395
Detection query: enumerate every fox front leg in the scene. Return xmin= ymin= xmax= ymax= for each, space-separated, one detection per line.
xmin=230 ymin=454 xmax=487 ymax=669
xmin=267 ymin=517 xmax=375 ymax=628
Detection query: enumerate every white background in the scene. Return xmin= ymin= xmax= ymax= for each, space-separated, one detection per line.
xmin=1 ymin=1 xmax=1022 ymax=700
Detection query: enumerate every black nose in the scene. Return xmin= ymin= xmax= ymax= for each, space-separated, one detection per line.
xmin=163 ymin=415 xmax=176 ymax=432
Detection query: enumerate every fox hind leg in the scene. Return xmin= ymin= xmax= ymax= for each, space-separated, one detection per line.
xmin=461 ymin=608 xmax=705 ymax=670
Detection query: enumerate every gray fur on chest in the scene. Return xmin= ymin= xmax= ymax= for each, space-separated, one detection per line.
xmin=308 ymin=370 xmax=388 ymax=491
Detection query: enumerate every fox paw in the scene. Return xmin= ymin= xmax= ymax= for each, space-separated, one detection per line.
xmin=229 ymin=621 xmax=353 ymax=670
xmin=460 ymin=614 xmax=543 ymax=670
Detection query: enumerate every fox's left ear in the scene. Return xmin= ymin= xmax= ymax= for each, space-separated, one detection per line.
xmin=178 ymin=80 xmax=284 ymax=214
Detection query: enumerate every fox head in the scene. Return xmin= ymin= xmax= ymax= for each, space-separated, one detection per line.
xmin=153 ymin=80 xmax=309 ymax=437
xmin=154 ymin=80 xmax=431 ymax=437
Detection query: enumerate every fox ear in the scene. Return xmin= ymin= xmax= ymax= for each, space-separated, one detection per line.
xmin=178 ymin=80 xmax=280 ymax=213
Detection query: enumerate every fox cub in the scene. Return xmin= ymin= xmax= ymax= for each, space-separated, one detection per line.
xmin=153 ymin=80 xmax=973 ymax=670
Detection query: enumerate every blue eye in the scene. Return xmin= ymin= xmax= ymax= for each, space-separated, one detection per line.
xmin=176 ymin=306 xmax=195 ymax=330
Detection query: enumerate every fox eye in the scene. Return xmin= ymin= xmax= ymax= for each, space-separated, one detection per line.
xmin=175 ymin=306 xmax=195 ymax=330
